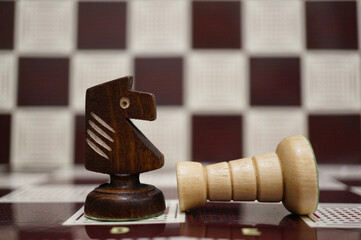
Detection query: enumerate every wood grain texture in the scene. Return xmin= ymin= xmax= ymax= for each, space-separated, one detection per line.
xmin=84 ymin=76 xmax=165 ymax=220
xmin=252 ymin=152 xmax=283 ymax=202
xmin=276 ymin=135 xmax=319 ymax=215
xmin=176 ymin=161 xmax=207 ymax=211
xmin=85 ymin=174 xmax=165 ymax=221
xmin=206 ymin=162 xmax=232 ymax=201
xmin=85 ymin=76 xmax=164 ymax=174
xmin=229 ymin=158 xmax=257 ymax=201
xmin=177 ymin=135 xmax=319 ymax=215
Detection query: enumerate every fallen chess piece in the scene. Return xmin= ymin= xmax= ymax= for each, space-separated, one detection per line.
xmin=176 ymin=135 xmax=319 ymax=215
xmin=84 ymin=76 xmax=165 ymax=221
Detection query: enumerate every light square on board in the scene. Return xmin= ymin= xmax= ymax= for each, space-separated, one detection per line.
xmin=0 ymin=54 xmax=15 ymax=110
xmin=245 ymin=109 xmax=305 ymax=157
xmin=17 ymin=57 xmax=69 ymax=106
xmin=129 ymin=0 xmax=188 ymax=53
xmin=71 ymin=53 xmax=131 ymax=111
xmin=187 ymin=53 xmax=246 ymax=112
xmin=192 ymin=1 xmax=241 ymax=49
xmin=77 ymin=2 xmax=126 ymax=49
xmin=12 ymin=203 xmax=75 ymax=224
xmin=304 ymin=54 xmax=360 ymax=111
xmin=306 ymin=1 xmax=358 ymax=49
xmin=250 ymin=57 xmax=301 ymax=106
xmin=309 ymin=114 xmax=361 ymax=164
xmin=245 ymin=1 xmax=302 ymax=53
xmin=192 ymin=115 xmax=242 ymax=163
xmin=17 ymin=0 xmax=74 ymax=53
xmin=132 ymin=108 xmax=189 ymax=171
xmin=318 ymin=174 xmax=347 ymax=191
xmin=0 ymin=1 xmax=15 ymax=49
xmin=12 ymin=110 xmax=72 ymax=171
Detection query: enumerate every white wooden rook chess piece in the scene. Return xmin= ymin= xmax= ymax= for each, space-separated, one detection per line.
xmin=176 ymin=135 xmax=319 ymax=215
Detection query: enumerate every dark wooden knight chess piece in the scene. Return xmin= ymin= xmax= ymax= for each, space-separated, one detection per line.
xmin=84 ymin=76 xmax=165 ymax=221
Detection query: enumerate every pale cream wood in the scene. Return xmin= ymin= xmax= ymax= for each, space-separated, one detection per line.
xmin=229 ymin=158 xmax=257 ymax=201
xmin=206 ymin=162 xmax=232 ymax=201
xmin=252 ymin=152 xmax=283 ymax=202
xmin=176 ymin=135 xmax=319 ymax=215
xmin=276 ymin=135 xmax=318 ymax=215
xmin=176 ymin=161 xmax=207 ymax=211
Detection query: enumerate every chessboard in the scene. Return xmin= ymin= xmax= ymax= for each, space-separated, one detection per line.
xmin=0 ymin=165 xmax=360 ymax=240
xmin=0 ymin=1 xmax=361 ymax=239
xmin=0 ymin=0 xmax=360 ymax=173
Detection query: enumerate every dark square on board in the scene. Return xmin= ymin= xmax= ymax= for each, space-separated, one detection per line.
xmin=192 ymin=115 xmax=242 ymax=163
xmin=309 ymin=115 xmax=361 ymax=164
xmin=319 ymin=190 xmax=361 ymax=203
xmin=306 ymin=1 xmax=358 ymax=49
xmin=192 ymin=1 xmax=241 ymax=49
xmin=0 ymin=114 xmax=11 ymax=164
xmin=0 ymin=1 xmax=15 ymax=49
xmin=135 ymin=57 xmax=183 ymax=106
xmin=78 ymin=2 xmax=126 ymax=49
xmin=17 ymin=58 xmax=69 ymax=106
xmin=250 ymin=58 xmax=301 ymax=106
xmin=74 ymin=115 xmax=85 ymax=165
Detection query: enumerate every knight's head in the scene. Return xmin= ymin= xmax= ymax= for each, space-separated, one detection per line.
xmin=85 ymin=76 xmax=163 ymax=174
xmin=86 ymin=76 xmax=157 ymax=121
xmin=116 ymin=76 xmax=156 ymax=121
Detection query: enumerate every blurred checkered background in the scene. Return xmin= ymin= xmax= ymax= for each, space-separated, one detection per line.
xmin=0 ymin=0 xmax=360 ymax=172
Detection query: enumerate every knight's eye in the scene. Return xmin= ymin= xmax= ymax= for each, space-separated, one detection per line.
xmin=120 ymin=97 xmax=130 ymax=109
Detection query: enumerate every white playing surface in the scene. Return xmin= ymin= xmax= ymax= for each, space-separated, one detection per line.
xmin=63 ymin=200 xmax=185 ymax=225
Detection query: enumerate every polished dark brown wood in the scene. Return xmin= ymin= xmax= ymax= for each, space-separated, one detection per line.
xmin=85 ymin=174 xmax=165 ymax=221
xmin=84 ymin=76 xmax=165 ymax=220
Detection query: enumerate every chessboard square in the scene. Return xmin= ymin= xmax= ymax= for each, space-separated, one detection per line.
xmin=132 ymin=108 xmax=189 ymax=171
xmin=12 ymin=110 xmax=72 ymax=170
xmin=0 ymin=1 xmax=15 ymax=49
xmin=71 ymin=53 xmax=131 ymax=110
xmin=17 ymin=1 xmax=74 ymax=53
xmin=192 ymin=1 xmax=241 ymax=49
xmin=306 ymin=1 xmax=358 ymax=49
xmin=135 ymin=57 xmax=183 ymax=106
xmin=309 ymin=115 xmax=361 ymax=164
xmin=74 ymin=115 xmax=85 ymax=165
xmin=319 ymin=191 xmax=361 ymax=203
xmin=77 ymin=2 xmax=126 ymax=49
xmin=245 ymin=109 xmax=305 ymax=157
xmin=0 ymin=54 xmax=15 ymax=109
xmin=17 ymin=58 xmax=69 ymax=106
xmin=245 ymin=1 xmax=302 ymax=53
xmin=192 ymin=115 xmax=242 ymax=163
xmin=130 ymin=0 xmax=188 ymax=52
xmin=338 ymin=179 xmax=361 ymax=187
xmin=250 ymin=57 xmax=301 ymax=106
xmin=0 ymin=114 xmax=11 ymax=164
xmin=304 ymin=54 xmax=360 ymax=111
xmin=187 ymin=53 xmax=246 ymax=111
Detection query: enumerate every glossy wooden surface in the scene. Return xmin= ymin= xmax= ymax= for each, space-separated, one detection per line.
xmin=0 ymin=168 xmax=360 ymax=240
xmin=84 ymin=76 xmax=165 ymax=220
xmin=85 ymin=76 xmax=163 ymax=174
xmin=0 ymin=195 xmax=360 ymax=240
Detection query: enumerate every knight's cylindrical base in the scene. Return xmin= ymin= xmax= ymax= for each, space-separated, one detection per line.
xmin=84 ymin=174 xmax=166 ymax=221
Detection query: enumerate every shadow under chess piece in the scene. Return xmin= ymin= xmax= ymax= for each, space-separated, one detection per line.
xmin=84 ymin=76 xmax=165 ymax=221
xmin=177 ymin=135 xmax=319 ymax=215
